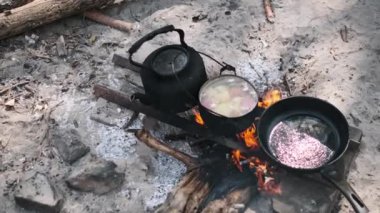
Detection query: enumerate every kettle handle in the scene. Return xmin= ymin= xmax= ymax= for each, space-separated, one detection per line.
xmin=128 ymin=25 xmax=188 ymax=68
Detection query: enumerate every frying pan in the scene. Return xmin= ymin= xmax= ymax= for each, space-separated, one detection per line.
xmin=257 ymin=96 xmax=369 ymax=213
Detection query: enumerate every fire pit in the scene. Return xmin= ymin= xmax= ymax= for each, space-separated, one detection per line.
xmin=90 ymin=25 xmax=369 ymax=213
xmin=93 ymin=84 xmax=365 ymax=212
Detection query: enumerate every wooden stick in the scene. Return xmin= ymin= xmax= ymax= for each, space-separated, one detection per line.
xmin=0 ymin=81 xmax=30 ymax=95
xmin=0 ymin=0 xmax=120 ymax=40
xmin=135 ymin=129 xmax=198 ymax=168
xmin=84 ymin=10 xmax=134 ymax=33
xmin=263 ymin=0 xmax=275 ymax=23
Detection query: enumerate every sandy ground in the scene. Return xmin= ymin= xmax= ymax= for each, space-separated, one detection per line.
xmin=0 ymin=0 xmax=379 ymax=212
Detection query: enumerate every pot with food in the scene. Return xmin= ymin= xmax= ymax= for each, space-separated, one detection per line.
xmin=198 ymin=74 xmax=259 ymax=135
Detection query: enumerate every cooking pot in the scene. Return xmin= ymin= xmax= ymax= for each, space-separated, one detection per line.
xmin=128 ymin=25 xmax=208 ymax=113
xmin=198 ymin=68 xmax=259 ymax=136
xmin=257 ymin=96 xmax=369 ymax=213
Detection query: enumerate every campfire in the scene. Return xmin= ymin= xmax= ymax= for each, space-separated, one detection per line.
xmin=91 ymin=25 xmax=368 ymax=213
xmin=94 ymin=81 xmax=365 ymax=213
xmin=193 ymin=89 xmax=283 ymax=196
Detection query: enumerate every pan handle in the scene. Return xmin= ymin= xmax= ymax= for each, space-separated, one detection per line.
xmin=321 ymin=172 xmax=369 ymax=213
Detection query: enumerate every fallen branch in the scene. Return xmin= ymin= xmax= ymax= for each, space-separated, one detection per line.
xmin=0 ymin=0 xmax=123 ymax=40
xmin=263 ymin=0 xmax=275 ymax=23
xmin=135 ymin=129 xmax=198 ymax=168
xmin=84 ymin=10 xmax=134 ymax=33
xmin=0 ymin=81 xmax=30 ymax=95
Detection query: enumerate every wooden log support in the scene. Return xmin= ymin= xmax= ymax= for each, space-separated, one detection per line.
xmin=93 ymin=84 xmax=250 ymax=152
xmin=0 ymin=0 xmax=119 ymax=40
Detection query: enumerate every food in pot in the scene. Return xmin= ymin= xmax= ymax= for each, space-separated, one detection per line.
xmin=268 ymin=120 xmax=335 ymax=169
xmin=199 ymin=76 xmax=258 ymax=118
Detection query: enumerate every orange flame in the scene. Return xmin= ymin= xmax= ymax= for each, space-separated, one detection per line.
xmin=238 ymin=125 xmax=259 ymax=150
xmin=232 ymin=151 xmax=282 ymax=195
xmin=258 ymin=89 xmax=282 ymax=109
xmin=192 ymin=109 xmax=205 ymax=125
xmin=192 ymin=89 xmax=283 ymax=195
xmin=232 ymin=150 xmax=244 ymax=172
xmin=231 ymin=89 xmax=283 ymax=195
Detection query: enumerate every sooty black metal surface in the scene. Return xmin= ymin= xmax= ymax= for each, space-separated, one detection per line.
xmin=246 ymin=126 xmax=362 ymax=213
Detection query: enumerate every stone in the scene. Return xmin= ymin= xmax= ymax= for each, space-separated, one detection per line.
xmin=66 ymin=160 xmax=125 ymax=195
xmin=51 ymin=128 xmax=89 ymax=164
xmin=14 ymin=173 xmax=63 ymax=213
xmin=4 ymin=98 xmax=15 ymax=110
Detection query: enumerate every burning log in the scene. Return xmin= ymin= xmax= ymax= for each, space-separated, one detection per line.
xmin=0 ymin=0 xmax=124 ymax=40
xmin=135 ymin=129 xmax=257 ymax=212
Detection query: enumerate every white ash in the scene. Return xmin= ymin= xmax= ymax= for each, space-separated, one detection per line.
xmin=144 ymin=139 xmax=191 ymax=211
xmin=236 ymin=58 xmax=282 ymax=94
xmin=269 ymin=121 xmax=335 ymax=169
xmin=95 ymin=115 xmax=143 ymax=159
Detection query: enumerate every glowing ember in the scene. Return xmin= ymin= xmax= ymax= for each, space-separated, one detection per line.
xmin=231 ymin=150 xmax=244 ymax=172
xmin=258 ymin=89 xmax=282 ymax=108
xmin=192 ymin=109 xmax=205 ymax=125
xmin=238 ymin=124 xmax=259 ymax=150
xmin=231 ymin=151 xmax=282 ymax=195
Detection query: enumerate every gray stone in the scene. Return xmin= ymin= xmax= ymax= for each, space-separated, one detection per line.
xmin=14 ymin=173 xmax=63 ymax=213
xmin=66 ymin=160 xmax=125 ymax=195
xmin=51 ymin=128 xmax=89 ymax=164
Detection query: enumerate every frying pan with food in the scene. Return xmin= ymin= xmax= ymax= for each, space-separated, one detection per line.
xmin=257 ymin=96 xmax=369 ymax=213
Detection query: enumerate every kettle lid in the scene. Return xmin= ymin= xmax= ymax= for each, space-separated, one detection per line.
xmin=151 ymin=47 xmax=189 ymax=77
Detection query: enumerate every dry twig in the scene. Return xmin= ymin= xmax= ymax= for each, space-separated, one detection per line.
xmin=84 ymin=10 xmax=134 ymax=33
xmin=340 ymin=25 xmax=348 ymax=43
xmin=38 ymin=101 xmax=64 ymax=157
xmin=263 ymin=0 xmax=275 ymax=23
xmin=0 ymin=81 xmax=30 ymax=96
xmin=90 ymin=115 xmax=116 ymax=127
xmin=283 ymin=74 xmax=293 ymax=96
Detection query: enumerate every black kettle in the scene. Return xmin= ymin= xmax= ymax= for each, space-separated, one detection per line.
xmin=128 ymin=25 xmax=208 ymax=113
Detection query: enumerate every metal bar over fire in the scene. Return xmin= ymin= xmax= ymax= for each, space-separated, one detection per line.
xmin=93 ymin=84 xmax=249 ymax=152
